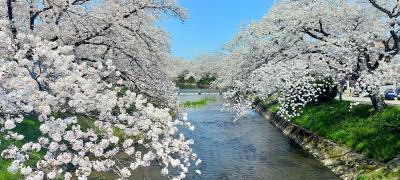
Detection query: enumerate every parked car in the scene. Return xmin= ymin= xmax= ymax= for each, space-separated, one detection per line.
xmin=396 ymin=87 xmax=400 ymax=99
xmin=385 ymin=89 xmax=397 ymax=100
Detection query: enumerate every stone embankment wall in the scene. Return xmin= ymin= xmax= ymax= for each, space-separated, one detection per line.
xmin=255 ymin=105 xmax=400 ymax=180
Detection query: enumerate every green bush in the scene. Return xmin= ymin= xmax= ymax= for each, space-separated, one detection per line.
xmin=175 ymin=75 xmax=217 ymax=89
xmin=197 ymin=75 xmax=216 ymax=87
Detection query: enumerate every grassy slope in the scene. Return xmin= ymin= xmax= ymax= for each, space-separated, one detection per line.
xmin=290 ymin=100 xmax=400 ymax=162
xmin=258 ymin=99 xmax=400 ymax=179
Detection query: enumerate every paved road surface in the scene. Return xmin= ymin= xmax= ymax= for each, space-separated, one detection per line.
xmin=341 ymin=95 xmax=400 ymax=106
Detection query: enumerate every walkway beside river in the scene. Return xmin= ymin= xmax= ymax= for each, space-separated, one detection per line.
xmin=341 ymin=95 xmax=400 ymax=106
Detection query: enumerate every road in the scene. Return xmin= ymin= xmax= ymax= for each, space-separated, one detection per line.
xmin=341 ymin=95 xmax=400 ymax=106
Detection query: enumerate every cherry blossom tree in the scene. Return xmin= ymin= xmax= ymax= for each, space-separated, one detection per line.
xmin=1 ymin=0 xmax=187 ymax=107
xmin=191 ymin=54 xmax=224 ymax=81
xmin=166 ymin=54 xmax=224 ymax=88
xmin=216 ymin=0 xmax=400 ymax=118
xmin=0 ymin=19 xmax=200 ymax=179
xmin=0 ymin=0 xmax=203 ymax=179
xmin=165 ymin=57 xmax=195 ymax=81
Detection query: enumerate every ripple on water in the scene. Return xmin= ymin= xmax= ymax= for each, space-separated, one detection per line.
xmin=181 ymin=93 xmax=339 ymax=180
xmin=93 ymin=94 xmax=339 ymax=180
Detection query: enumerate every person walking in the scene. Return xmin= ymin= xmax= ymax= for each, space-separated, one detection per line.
xmin=338 ymin=79 xmax=346 ymax=101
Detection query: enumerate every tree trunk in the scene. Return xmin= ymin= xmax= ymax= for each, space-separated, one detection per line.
xmin=6 ymin=0 xmax=18 ymax=39
xmin=370 ymin=94 xmax=386 ymax=112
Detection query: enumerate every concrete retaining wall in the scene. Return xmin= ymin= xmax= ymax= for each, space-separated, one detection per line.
xmin=255 ymin=105 xmax=399 ymax=179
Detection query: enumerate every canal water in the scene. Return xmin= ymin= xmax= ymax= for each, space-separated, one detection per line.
xmin=179 ymin=92 xmax=338 ymax=180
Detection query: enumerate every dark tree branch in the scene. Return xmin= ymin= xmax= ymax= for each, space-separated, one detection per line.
xmin=302 ymin=28 xmax=327 ymax=42
xmin=71 ymin=0 xmax=89 ymax=5
xmin=318 ymin=20 xmax=330 ymax=37
xmin=30 ymin=5 xmax=53 ymax=30
xmin=390 ymin=30 xmax=400 ymax=55
xmin=369 ymin=0 xmax=394 ymax=18
xmin=73 ymin=23 xmax=111 ymax=46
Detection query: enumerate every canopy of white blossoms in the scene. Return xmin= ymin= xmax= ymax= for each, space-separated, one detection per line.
xmin=214 ymin=0 xmax=400 ymax=118
xmin=0 ymin=19 xmax=200 ymax=180
xmin=165 ymin=54 xmax=224 ymax=82
xmin=0 ymin=0 xmax=186 ymax=107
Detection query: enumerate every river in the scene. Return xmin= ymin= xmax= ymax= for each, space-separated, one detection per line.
xmin=179 ymin=92 xmax=338 ymax=180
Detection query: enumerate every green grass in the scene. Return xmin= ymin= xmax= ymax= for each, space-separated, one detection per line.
xmin=113 ymin=127 xmax=128 ymax=144
xmin=270 ymin=103 xmax=279 ymax=113
xmin=358 ymin=168 xmax=400 ymax=180
xmin=357 ymin=167 xmax=400 ymax=180
xmin=289 ymin=100 xmax=400 ymax=162
xmin=0 ymin=116 xmax=43 ymax=179
xmin=254 ymin=96 xmax=279 ymax=113
xmin=77 ymin=116 xmax=95 ymax=131
xmin=0 ymin=158 xmax=20 ymax=180
xmin=0 ymin=115 xmax=102 ymax=179
xmin=181 ymin=99 xmax=210 ymax=108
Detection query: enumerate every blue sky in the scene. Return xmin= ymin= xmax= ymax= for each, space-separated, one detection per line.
xmin=160 ymin=0 xmax=275 ymax=60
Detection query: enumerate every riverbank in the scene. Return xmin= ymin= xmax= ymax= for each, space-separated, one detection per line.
xmin=255 ymin=100 xmax=400 ymax=179
xmin=181 ymin=98 xmax=210 ymax=108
